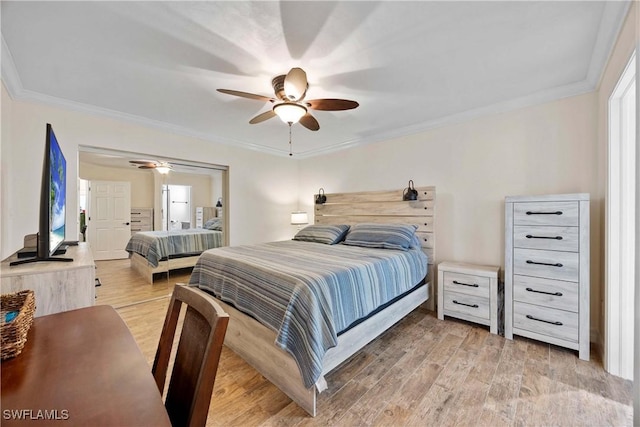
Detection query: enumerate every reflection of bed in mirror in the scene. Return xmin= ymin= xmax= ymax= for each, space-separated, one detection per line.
xmin=126 ymin=214 xmax=223 ymax=283
xmin=188 ymin=186 xmax=436 ymax=416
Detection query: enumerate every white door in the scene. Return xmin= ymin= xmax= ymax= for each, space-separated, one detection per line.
xmin=88 ymin=180 xmax=131 ymax=260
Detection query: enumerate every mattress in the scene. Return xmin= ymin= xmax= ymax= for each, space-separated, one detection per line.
xmin=125 ymin=229 xmax=223 ymax=267
xmin=188 ymin=240 xmax=428 ymax=388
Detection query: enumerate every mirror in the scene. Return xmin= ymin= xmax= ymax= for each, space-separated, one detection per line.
xmin=78 ymin=146 xmax=229 ymax=306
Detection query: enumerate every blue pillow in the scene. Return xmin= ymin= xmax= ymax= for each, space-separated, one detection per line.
xmin=342 ymin=223 xmax=419 ymax=250
xmin=293 ymin=224 xmax=350 ymax=245
xmin=203 ymin=218 xmax=222 ymax=230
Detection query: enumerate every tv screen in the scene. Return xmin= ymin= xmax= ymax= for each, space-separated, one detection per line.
xmin=10 ymin=124 xmax=72 ymax=266
xmin=48 ymin=126 xmax=66 ymax=255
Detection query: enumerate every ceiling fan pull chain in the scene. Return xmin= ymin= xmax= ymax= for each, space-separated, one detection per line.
xmin=289 ymin=123 xmax=293 ymax=156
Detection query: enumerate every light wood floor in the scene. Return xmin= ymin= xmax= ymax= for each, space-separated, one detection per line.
xmin=96 ymin=259 xmax=634 ymax=426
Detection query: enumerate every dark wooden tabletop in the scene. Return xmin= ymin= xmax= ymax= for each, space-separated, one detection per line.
xmin=1 ymin=305 xmax=171 ymax=426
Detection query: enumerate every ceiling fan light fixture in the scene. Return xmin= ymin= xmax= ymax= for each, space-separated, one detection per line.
xmin=273 ymin=102 xmax=307 ymax=124
xmin=155 ymin=163 xmax=172 ymax=174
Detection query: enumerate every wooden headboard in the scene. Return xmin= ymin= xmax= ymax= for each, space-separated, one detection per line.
xmin=314 ymin=186 xmax=436 ymax=310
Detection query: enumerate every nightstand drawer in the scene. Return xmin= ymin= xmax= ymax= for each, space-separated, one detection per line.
xmin=513 ymin=226 xmax=579 ymax=252
xmin=513 ymin=301 xmax=578 ymax=342
xmin=513 ymin=275 xmax=578 ymax=312
xmin=513 ymin=202 xmax=579 ymax=227
xmin=513 ymin=248 xmax=579 ymax=282
xmin=443 ymin=291 xmax=490 ymax=320
xmin=442 ymin=271 xmax=490 ymax=298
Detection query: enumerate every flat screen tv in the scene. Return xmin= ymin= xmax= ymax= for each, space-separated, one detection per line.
xmin=10 ymin=124 xmax=72 ymax=266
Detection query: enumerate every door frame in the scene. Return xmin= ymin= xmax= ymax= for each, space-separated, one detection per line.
xmin=605 ymin=51 xmax=636 ymax=380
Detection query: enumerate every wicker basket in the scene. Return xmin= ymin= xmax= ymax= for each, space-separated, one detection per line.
xmin=1 ymin=290 xmax=36 ymax=361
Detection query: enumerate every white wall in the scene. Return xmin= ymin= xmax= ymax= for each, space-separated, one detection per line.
xmin=299 ymin=92 xmax=601 ymax=336
xmin=0 ymin=85 xmax=300 ymax=258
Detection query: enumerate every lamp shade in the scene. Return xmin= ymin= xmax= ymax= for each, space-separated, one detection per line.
xmin=274 ymin=103 xmax=307 ymax=124
xmin=155 ymin=164 xmax=172 ymax=174
xmin=290 ymin=211 xmax=309 ymax=225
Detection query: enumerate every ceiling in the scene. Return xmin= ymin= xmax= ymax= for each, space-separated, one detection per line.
xmin=1 ymin=1 xmax=630 ymax=158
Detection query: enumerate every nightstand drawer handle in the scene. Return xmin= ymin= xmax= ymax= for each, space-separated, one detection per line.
xmin=526 ymin=234 xmax=563 ymax=240
xmin=526 ymin=287 xmax=562 ymax=297
xmin=452 ymin=280 xmax=479 ymax=288
xmin=452 ymin=300 xmax=479 ymax=308
xmin=526 ymin=314 xmax=563 ymax=326
xmin=526 ymin=211 xmax=563 ymax=215
xmin=526 ymin=260 xmax=563 ymax=268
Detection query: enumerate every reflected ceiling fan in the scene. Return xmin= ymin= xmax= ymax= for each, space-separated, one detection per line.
xmin=217 ymin=67 xmax=358 ymax=155
xmin=129 ymin=159 xmax=172 ymax=174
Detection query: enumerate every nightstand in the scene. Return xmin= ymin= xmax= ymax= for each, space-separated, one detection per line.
xmin=437 ymin=261 xmax=501 ymax=334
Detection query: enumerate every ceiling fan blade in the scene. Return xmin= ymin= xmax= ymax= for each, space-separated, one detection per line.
xmin=217 ymin=89 xmax=274 ymax=103
xmin=284 ymin=68 xmax=308 ymax=101
xmin=138 ymin=165 xmax=156 ymax=169
xmin=299 ymin=113 xmax=320 ymax=131
xmin=249 ymin=110 xmax=277 ymax=124
xmin=129 ymin=159 xmax=156 ymax=165
xmin=307 ymin=98 xmax=359 ymax=111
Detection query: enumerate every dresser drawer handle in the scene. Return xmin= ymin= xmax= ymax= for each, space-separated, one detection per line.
xmin=526 ymin=234 xmax=563 ymax=240
xmin=526 ymin=211 xmax=563 ymax=215
xmin=452 ymin=300 xmax=479 ymax=308
xmin=452 ymin=280 xmax=479 ymax=288
xmin=526 ymin=314 xmax=563 ymax=326
xmin=526 ymin=287 xmax=563 ymax=297
xmin=526 ymin=260 xmax=563 ymax=268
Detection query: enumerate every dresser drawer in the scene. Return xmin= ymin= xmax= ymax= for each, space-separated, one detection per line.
xmin=513 ymin=301 xmax=578 ymax=342
xmin=513 ymin=202 xmax=579 ymax=227
xmin=513 ymin=275 xmax=578 ymax=312
xmin=442 ymin=271 xmax=490 ymax=298
xmin=443 ymin=291 xmax=490 ymax=320
xmin=130 ymin=217 xmax=152 ymax=227
xmin=131 ymin=208 xmax=153 ymax=219
xmin=513 ymin=248 xmax=579 ymax=282
xmin=513 ymin=226 xmax=579 ymax=252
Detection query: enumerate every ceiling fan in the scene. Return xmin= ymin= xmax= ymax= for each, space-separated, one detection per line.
xmin=129 ymin=159 xmax=172 ymax=174
xmin=217 ymin=67 xmax=359 ymax=132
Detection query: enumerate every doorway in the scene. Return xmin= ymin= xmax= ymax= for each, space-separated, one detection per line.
xmin=162 ymin=185 xmax=192 ymax=231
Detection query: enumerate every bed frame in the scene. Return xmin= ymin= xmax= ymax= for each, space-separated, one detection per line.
xmin=206 ymin=186 xmax=436 ymax=416
xmin=131 ymin=252 xmax=202 ymax=284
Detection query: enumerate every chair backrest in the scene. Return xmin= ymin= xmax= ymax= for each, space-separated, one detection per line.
xmin=152 ymin=284 xmax=229 ymax=427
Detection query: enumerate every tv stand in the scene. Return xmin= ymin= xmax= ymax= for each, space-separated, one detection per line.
xmin=1 ymin=243 xmax=95 ymax=317
xmin=9 ymin=255 xmax=74 ymax=266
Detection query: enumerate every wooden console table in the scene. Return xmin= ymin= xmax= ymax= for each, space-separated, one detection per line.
xmin=1 ymin=305 xmax=170 ymax=426
xmin=0 ymin=243 xmax=95 ymax=317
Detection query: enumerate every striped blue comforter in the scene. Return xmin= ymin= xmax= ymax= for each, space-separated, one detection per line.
xmin=189 ymin=240 xmax=428 ymax=388
xmin=126 ymin=229 xmax=223 ymax=267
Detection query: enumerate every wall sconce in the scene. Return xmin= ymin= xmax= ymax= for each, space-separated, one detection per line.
xmin=290 ymin=211 xmax=309 ymax=230
xmin=315 ymin=188 xmax=327 ymax=204
xmin=402 ymin=180 xmax=418 ymax=201
xmin=215 ymin=197 xmax=222 ymax=208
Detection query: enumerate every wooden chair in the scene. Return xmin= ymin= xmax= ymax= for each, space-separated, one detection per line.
xmin=152 ymin=284 xmax=229 ymax=427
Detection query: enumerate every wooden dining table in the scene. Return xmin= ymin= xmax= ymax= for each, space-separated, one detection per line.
xmin=1 ymin=305 xmax=171 ymax=426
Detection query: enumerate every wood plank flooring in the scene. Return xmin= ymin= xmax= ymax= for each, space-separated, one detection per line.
xmin=96 ymin=259 xmax=633 ymax=426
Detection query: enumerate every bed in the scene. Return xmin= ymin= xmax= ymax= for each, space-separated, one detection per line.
xmin=126 ymin=227 xmax=223 ymax=283
xmin=188 ymin=186 xmax=436 ymax=416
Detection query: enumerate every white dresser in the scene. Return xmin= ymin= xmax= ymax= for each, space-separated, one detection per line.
xmin=504 ymin=193 xmax=590 ymax=360
xmin=130 ymin=207 xmax=153 ymax=235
